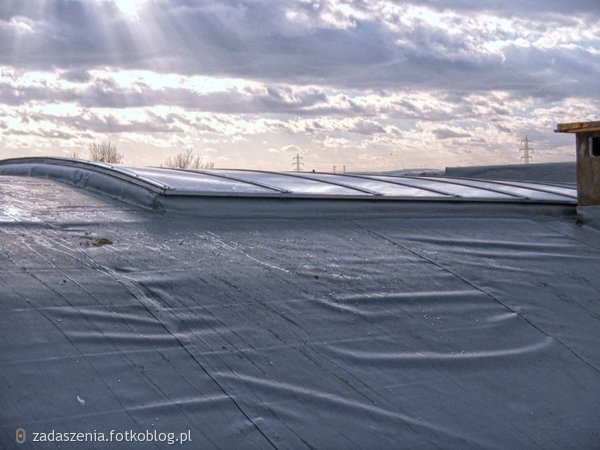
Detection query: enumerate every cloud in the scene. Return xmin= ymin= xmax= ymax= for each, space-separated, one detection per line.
xmin=434 ymin=128 xmax=472 ymax=140
xmin=1 ymin=0 xmax=596 ymax=96
xmin=0 ymin=0 xmax=598 ymax=169
xmin=281 ymin=144 xmax=302 ymax=153
xmin=402 ymin=0 xmax=600 ymax=16
xmin=347 ymin=119 xmax=386 ymax=135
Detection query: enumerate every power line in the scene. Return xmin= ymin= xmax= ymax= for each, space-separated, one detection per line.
xmin=520 ymin=136 xmax=533 ymax=164
xmin=292 ymin=152 xmax=304 ymax=172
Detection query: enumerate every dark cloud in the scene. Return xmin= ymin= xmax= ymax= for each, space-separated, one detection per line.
xmin=0 ymin=0 xmax=597 ymax=101
xmin=0 ymin=0 xmax=139 ymax=68
xmin=62 ymin=69 xmax=92 ymax=82
xmin=434 ymin=128 xmax=471 ymax=139
xmin=0 ymin=0 xmax=598 ymax=168
xmin=403 ymin=0 xmax=600 ymax=16
xmin=20 ymin=109 xmax=189 ymax=135
xmin=349 ymin=119 xmax=386 ymax=135
xmin=0 ymin=78 xmax=356 ymax=115
xmin=10 ymin=128 xmax=76 ymax=139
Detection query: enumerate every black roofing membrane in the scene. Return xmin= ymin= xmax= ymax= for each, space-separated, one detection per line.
xmin=1 ymin=177 xmax=600 ymax=449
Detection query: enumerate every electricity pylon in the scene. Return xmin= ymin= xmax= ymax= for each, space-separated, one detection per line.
xmin=520 ymin=136 xmax=533 ymax=164
xmin=292 ymin=153 xmax=304 ymax=172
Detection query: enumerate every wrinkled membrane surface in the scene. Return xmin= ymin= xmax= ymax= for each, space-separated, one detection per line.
xmin=1 ymin=176 xmax=600 ymax=449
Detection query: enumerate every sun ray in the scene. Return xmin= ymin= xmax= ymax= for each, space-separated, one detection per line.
xmin=113 ymin=0 xmax=147 ymax=19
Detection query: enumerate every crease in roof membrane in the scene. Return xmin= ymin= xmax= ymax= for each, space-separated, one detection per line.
xmin=1 ymin=176 xmax=599 ymax=449
xmin=0 ymin=158 xmax=578 ymax=218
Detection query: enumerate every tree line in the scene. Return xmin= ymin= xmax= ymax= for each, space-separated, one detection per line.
xmin=78 ymin=142 xmax=214 ymax=169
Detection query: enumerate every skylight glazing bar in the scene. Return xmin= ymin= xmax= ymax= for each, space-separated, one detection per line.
xmin=431 ymin=175 xmax=577 ymax=200
xmin=279 ymin=172 xmax=383 ymax=196
xmin=176 ymin=168 xmax=292 ymax=193
xmin=338 ymin=173 xmax=460 ymax=197
xmin=221 ymin=168 xmax=382 ymax=196
xmin=403 ymin=175 xmax=530 ymax=199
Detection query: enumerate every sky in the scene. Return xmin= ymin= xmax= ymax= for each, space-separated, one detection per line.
xmin=1 ymin=0 xmax=599 ymax=171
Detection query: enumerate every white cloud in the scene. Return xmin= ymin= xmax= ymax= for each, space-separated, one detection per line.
xmin=0 ymin=0 xmax=598 ymax=169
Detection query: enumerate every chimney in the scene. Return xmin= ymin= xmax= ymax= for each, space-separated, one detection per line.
xmin=556 ymin=121 xmax=600 ymax=227
xmin=555 ymin=121 xmax=600 ymax=206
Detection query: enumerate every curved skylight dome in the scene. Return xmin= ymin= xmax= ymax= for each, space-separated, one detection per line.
xmin=0 ymin=157 xmax=577 ymax=204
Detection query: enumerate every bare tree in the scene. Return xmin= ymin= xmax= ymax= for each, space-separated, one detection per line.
xmin=88 ymin=141 xmax=124 ymax=164
xmin=163 ymin=148 xmax=214 ymax=169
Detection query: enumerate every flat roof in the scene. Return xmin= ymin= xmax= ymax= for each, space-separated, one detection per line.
xmin=1 ymin=175 xmax=599 ymax=448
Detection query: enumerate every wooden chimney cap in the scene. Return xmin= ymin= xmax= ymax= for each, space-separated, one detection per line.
xmin=555 ymin=121 xmax=600 ymax=133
